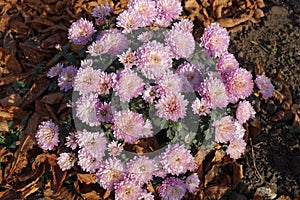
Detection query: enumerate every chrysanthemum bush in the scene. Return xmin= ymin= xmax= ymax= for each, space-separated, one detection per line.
xmin=35 ymin=0 xmax=275 ymax=199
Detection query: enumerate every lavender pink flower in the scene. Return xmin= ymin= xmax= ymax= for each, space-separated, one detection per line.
xmin=115 ymin=178 xmax=143 ymax=200
xmin=155 ymin=0 xmax=183 ymax=27
xmin=114 ymin=69 xmax=145 ymax=102
xmin=118 ymin=48 xmax=137 ymax=69
xmin=96 ymin=157 xmax=125 ymax=190
xmin=107 ymin=141 xmax=123 ymax=157
xmin=217 ymin=53 xmax=239 ymax=79
xmin=157 ymin=72 xmax=183 ymax=95
xmin=185 ymin=173 xmax=200 ymax=193
xmin=236 ymin=100 xmax=256 ymax=124
xmin=77 ymin=148 xmax=101 ymax=173
xmin=128 ymin=0 xmax=157 ymax=27
xmin=35 ymin=120 xmax=59 ymax=150
xmin=136 ymin=40 xmax=173 ymax=79
xmin=155 ymin=93 xmax=188 ymax=122
xmin=95 ymin=101 xmax=114 ymax=123
xmin=75 ymin=94 xmax=100 ymax=127
xmin=177 ymin=62 xmax=203 ymax=91
xmin=159 ymin=177 xmax=187 ymax=200
xmin=47 ymin=63 xmax=63 ymax=78
xmin=117 ymin=10 xmax=142 ymax=33
xmin=200 ymin=23 xmax=230 ymax=58
xmin=92 ymin=4 xmax=113 ymax=25
xmin=87 ymin=40 xmax=111 ymax=56
xmin=57 ymin=152 xmax=76 ymax=171
xmin=226 ymin=138 xmax=247 ymax=159
xmin=97 ymin=71 xmax=117 ymax=95
xmin=73 ymin=66 xmax=101 ymax=95
xmin=112 ymin=110 xmax=153 ymax=143
xmin=191 ymin=98 xmax=211 ymax=116
xmin=173 ymin=19 xmax=194 ymax=33
xmin=65 ymin=132 xmax=78 ymax=150
xmin=213 ymin=116 xmax=236 ymax=143
xmin=68 ymin=18 xmax=96 ymax=45
xmin=57 ymin=66 xmax=77 ymax=91
xmin=255 ymin=75 xmax=275 ymax=98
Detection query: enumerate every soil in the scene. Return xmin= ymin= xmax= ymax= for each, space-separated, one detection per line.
xmin=0 ymin=0 xmax=299 ymax=199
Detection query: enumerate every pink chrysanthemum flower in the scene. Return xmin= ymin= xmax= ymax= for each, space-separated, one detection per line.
xmin=236 ymin=100 xmax=256 ymax=124
xmin=137 ymin=31 xmax=153 ymax=43
xmin=57 ymin=152 xmax=76 ymax=171
xmin=191 ymin=98 xmax=211 ymax=116
xmin=57 ymin=66 xmax=77 ymax=91
xmin=114 ymin=69 xmax=145 ymax=102
xmin=97 ymin=71 xmax=117 ymax=95
xmin=164 ymin=29 xmax=195 ymax=59
xmin=87 ymin=40 xmax=111 ymax=56
xmin=97 ymin=29 xmax=129 ymax=56
xmin=213 ymin=116 xmax=236 ymax=143
xmin=217 ymin=53 xmax=239 ymax=79
xmin=128 ymin=0 xmax=157 ymax=27
xmin=177 ymin=62 xmax=203 ymax=91
xmin=198 ymin=77 xmax=229 ymax=109
xmin=155 ymin=0 xmax=183 ymax=27
xmin=112 ymin=110 xmax=153 ymax=143
xmin=73 ymin=66 xmax=101 ymax=95
xmin=65 ymin=132 xmax=78 ymax=150
xmin=173 ymin=19 xmax=194 ymax=33
xmin=95 ymin=101 xmax=114 ymax=123
xmin=126 ymin=156 xmax=156 ymax=186
xmin=159 ymin=177 xmax=187 ymax=200
xmin=115 ymin=178 xmax=143 ymax=200
xmin=92 ymin=4 xmax=113 ymax=25
xmin=76 ymin=129 xmax=107 ymax=161
xmin=157 ymin=72 xmax=183 ymax=95
xmin=75 ymin=94 xmax=100 ymax=127
xmin=225 ymin=68 xmax=254 ymax=103
xmin=117 ymin=10 xmax=142 ymax=33
xmin=96 ymin=157 xmax=125 ymax=190
xmin=200 ymin=23 xmax=230 ymax=58
xmin=136 ymin=40 xmax=173 ymax=79
xmin=226 ymin=138 xmax=247 ymax=159
xmin=232 ymin=120 xmax=246 ymax=140
xmin=153 ymin=156 xmax=168 ymax=178
xmin=159 ymin=144 xmax=197 ymax=176
xmin=81 ymin=59 xmax=93 ymax=68
xmin=68 ymin=18 xmax=96 ymax=45
xmin=255 ymin=75 xmax=275 ymax=98
xmin=186 ymin=173 xmax=200 ymax=193
xmin=35 ymin=120 xmax=59 ymax=150
xmin=155 ymin=93 xmax=188 ymax=122
xmin=143 ymin=84 xmax=159 ymax=104
xmin=77 ymin=148 xmax=101 ymax=173
xmin=118 ymin=48 xmax=137 ymax=69
xmin=107 ymin=141 xmax=123 ymax=156
xmin=47 ymin=63 xmax=63 ymax=78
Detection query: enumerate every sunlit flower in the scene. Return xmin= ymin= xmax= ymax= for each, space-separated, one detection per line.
xmin=173 ymin=19 xmax=194 ymax=33
xmin=137 ymin=31 xmax=153 ymax=43
xmin=115 ymin=178 xmax=143 ymax=200
xmin=57 ymin=66 xmax=77 ymax=91
xmin=159 ymin=177 xmax=187 ymax=200
xmin=68 ymin=18 xmax=96 ymax=45
xmin=217 ymin=53 xmax=239 ymax=79
xmin=255 ymin=75 xmax=275 ymax=98
xmin=185 ymin=173 xmax=200 ymax=193
xmin=73 ymin=66 xmax=101 ymax=95
xmin=112 ymin=110 xmax=153 ymax=143
xmin=117 ymin=10 xmax=142 ymax=33
xmin=57 ymin=152 xmax=76 ymax=171
xmin=155 ymin=0 xmax=183 ymax=27
xmin=118 ymin=48 xmax=137 ymax=68
xmin=159 ymin=144 xmax=197 ymax=176
xmin=96 ymin=157 xmax=125 ymax=190
xmin=114 ymin=69 xmax=145 ymax=102
xmin=35 ymin=120 xmax=59 ymax=150
xmin=87 ymin=40 xmax=111 ymax=56
xmin=47 ymin=63 xmax=63 ymax=78
xmin=75 ymin=93 xmax=100 ymax=127
xmin=226 ymin=138 xmax=247 ymax=159
xmin=77 ymin=148 xmax=101 ymax=173
xmin=81 ymin=59 xmax=93 ymax=68
xmin=136 ymin=40 xmax=173 ymax=79
xmin=107 ymin=141 xmax=123 ymax=157
xmin=128 ymin=0 xmax=157 ymax=27
xmin=157 ymin=72 xmax=183 ymax=95
xmin=97 ymin=71 xmax=117 ymax=95
xmin=191 ymin=98 xmax=211 ymax=116
xmin=155 ymin=93 xmax=188 ymax=122
xmin=200 ymin=23 xmax=230 ymax=58
xmin=213 ymin=116 xmax=236 ymax=143
xmin=232 ymin=120 xmax=246 ymax=140
xmin=65 ymin=132 xmax=78 ymax=150
xmin=236 ymin=100 xmax=256 ymax=124
xmin=143 ymin=84 xmax=159 ymax=104
xmin=138 ymin=191 xmax=155 ymax=200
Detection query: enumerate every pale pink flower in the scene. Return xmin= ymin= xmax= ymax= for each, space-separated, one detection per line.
xmin=97 ymin=71 xmax=117 ymax=95
xmin=96 ymin=157 xmax=125 ymax=190
xmin=117 ymin=10 xmax=142 ymax=33
xmin=213 ymin=116 xmax=236 ymax=143
xmin=255 ymin=75 xmax=275 ymax=98
xmin=80 ymin=59 xmax=93 ymax=68
xmin=107 ymin=141 xmax=123 ymax=157
xmin=143 ymin=84 xmax=159 ymax=104
xmin=177 ymin=62 xmax=203 ymax=92
xmin=185 ymin=173 xmax=200 ymax=193
xmin=191 ymin=98 xmax=211 ymax=116
xmin=92 ymin=4 xmax=113 ymax=25
xmin=115 ymin=178 xmax=143 ymax=200
xmin=114 ymin=69 xmax=145 ymax=102
xmin=65 ymin=132 xmax=78 ymax=150
xmin=68 ymin=18 xmax=96 ymax=45
xmin=200 ymin=23 xmax=230 ymax=58
xmin=112 ymin=110 xmax=153 ymax=143
xmin=77 ymin=148 xmax=101 ymax=173
xmin=155 ymin=93 xmax=188 ymax=122
xmin=157 ymin=72 xmax=183 ymax=95
xmin=128 ymin=0 xmax=157 ymax=27
xmin=217 ymin=53 xmax=239 ymax=79
xmin=87 ymin=40 xmax=111 ymax=56
xmin=118 ymin=48 xmax=137 ymax=69
xmin=173 ymin=19 xmax=194 ymax=33
xmin=57 ymin=152 xmax=76 ymax=171
xmin=75 ymin=94 xmax=100 ymax=127
xmin=159 ymin=177 xmax=187 ymax=200
xmin=73 ymin=66 xmax=101 ymax=95
xmin=35 ymin=120 xmax=59 ymax=150
xmin=155 ymin=0 xmax=183 ymax=27
xmin=137 ymin=31 xmax=153 ymax=43
xmin=138 ymin=191 xmax=155 ymax=200
xmin=232 ymin=120 xmax=246 ymax=140
xmin=236 ymin=100 xmax=256 ymax=124
xmin=226 ymin=138 xmax=247 ymax=159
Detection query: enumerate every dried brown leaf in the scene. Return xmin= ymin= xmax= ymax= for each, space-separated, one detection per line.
xmin=0 ymin=94 xmax=22 ymax=107
xmin=291 ymin=104 xmax=300 ymax=127
xmin=77 ymin=173 xmax=97 ymax=185
xmin=271 ymin=110 xmax=294 ymax=122
xmin=0 ymin=189 xmax=20 ymax=200
xmin=232 ymin=161 xmax=243 ymax=188
xmin=81 ymin=190 xmax=102 ymax=200
xmin=204 ymin=165 xmax=219 ymax=187
xmin=0 ymin=119 xmax=9 ymax=132
xmin=44 ymin=181 xmax=82 ymax=200
xmin=103 ymin=190 xmax=111 ymax=199
xmin=217 ymin=9 xmax=254 ymax=28
xmin=211 ymin=149 xmax=225 ymax=164
xmin=204 ymin=185 xmax=230 ymax=200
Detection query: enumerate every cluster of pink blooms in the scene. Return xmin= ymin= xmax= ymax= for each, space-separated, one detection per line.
xmin=36 ymin=0 xmax=278 ymax=198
